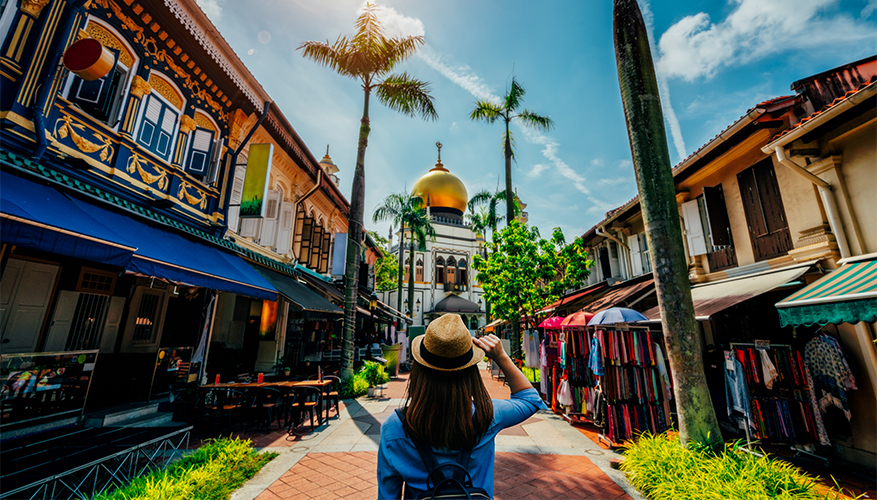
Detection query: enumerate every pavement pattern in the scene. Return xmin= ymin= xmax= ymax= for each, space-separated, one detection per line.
xmin=230 ymin=364 xmax=642 ymax=500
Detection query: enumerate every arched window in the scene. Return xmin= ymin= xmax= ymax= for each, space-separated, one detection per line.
xmin=309 ymin=219 xmax=324 ymax=270
xmin=184 ymin=111 xmax=222 ymax=184
xmin=458 ymin=259 xmax=467 ymax=286
xmin=446 ymin=257 xmax=456 ymax=286
xmin=435 ymin=257 xmax=444 ymax=284
xmin=404 ymin=258 xmax=411 ymax=281
xmin=415 ymin=258 xmax=424 ymax=282
xmin=136 ymin=73 xmax=183 ymax=161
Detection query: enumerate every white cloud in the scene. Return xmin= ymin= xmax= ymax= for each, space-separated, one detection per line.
xmin=597 ymin=176 xmax=631 ymax=187
xmin=417 ymin=48 xmax=497 ymax=103
xmin=195 ymin=0 xmax=223 ymax=21
xmin=863 ymin=0 xmax=877 ymax=18
xmin=616 ymin=159 xmax=632 ymax=170
xmin=359 ymin=1 xmax=425 ymax=38
xmin=657 ymin=0 xmax=875 ymax=82
xmin=528 ymin=164 xmax=549 ymax=178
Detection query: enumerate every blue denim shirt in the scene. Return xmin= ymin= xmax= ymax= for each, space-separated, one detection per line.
xmin=377 ymin=388 xmax=547 ymax=499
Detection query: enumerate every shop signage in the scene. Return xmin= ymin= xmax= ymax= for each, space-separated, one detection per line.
xmin=240 ymin=143 xmax=274 ymax=218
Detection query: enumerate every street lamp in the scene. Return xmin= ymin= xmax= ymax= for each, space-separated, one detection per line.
xmin=415 ymin=298 xmax=421 ymax=312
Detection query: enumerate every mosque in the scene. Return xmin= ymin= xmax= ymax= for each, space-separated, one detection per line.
xmin=380 ymin=144 xmax=492 ymax=331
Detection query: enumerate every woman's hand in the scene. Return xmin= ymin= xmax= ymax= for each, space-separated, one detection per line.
xmin=473 ymin=334 xmax=507 ymax=361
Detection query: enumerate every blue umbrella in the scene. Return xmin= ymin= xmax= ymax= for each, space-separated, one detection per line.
xmin=588 ymin=307 xmax=648 ymax=326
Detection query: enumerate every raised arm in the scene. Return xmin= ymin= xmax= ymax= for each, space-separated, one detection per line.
xmin=473 ymin=334 xmax=532 ymax=394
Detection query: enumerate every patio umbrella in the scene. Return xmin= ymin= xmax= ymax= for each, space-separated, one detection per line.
xmin=560 ymin=311 xmax=594 ymax=327
xmin=588 ymin=307 xmax=648 ymax=326
xmin=538 ymin=316 xmax=565 ymax=329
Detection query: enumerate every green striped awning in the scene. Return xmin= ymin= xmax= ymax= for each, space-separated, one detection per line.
xmin=775 ymin=257 xmax=877 ymax=327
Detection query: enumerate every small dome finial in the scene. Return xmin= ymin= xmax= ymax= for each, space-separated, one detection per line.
xmin=436 ymin=141 xmax=442 ymax=164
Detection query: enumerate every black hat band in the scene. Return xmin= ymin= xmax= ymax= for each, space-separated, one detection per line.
xmin=420 ymin=342 xmax=474 ymax=369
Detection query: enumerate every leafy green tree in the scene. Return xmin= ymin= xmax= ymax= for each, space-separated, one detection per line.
xmin=473 ymin=221 xmax=591 ymax=358
xmin=299 ymin=4 xmax=438 ymax=382
xmin=372 ymin=193 xmax=436 ymax=318
xmin=369 ymin=231 xmax=398 ymax=292
xmin=469 ymin=79 xmax=553 ymax=226
xmin=613 ymin=0 xmax=721 ymax=447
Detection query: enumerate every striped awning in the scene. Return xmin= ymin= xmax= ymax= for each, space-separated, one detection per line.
xmin=776 ymin=256 xmax=877 ymax=327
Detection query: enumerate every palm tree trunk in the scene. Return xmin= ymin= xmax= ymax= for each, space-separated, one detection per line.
xmin=613 ymin=0 xmax=720 ymax=448
xmin=341 ymin=89 xmax=371 ymax=383
xmin=396 ymin=228 xmax=405 ymax=313
xmin=407 ymin=241 xmax=415 ymax=320
xmin=504 ymin=120 xmax=514 ymax=226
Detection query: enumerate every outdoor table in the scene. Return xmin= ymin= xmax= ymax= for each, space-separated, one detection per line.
xmin=200 ymin=379 xmax=334 ymax=426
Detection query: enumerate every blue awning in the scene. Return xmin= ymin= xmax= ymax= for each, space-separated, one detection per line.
xmin=1 ymin=171 xmax=277 ymax=301
xmin=63 ymin=196 xmax=277 ymax=302
xmin=249 ymin=265 xmax=342 ymax=314
xmin=0 ymin=172 xmax=136 ymax=266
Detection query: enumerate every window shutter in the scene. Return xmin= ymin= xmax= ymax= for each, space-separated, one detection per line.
xmin=259 ymin=190 xmax=280 ymax=248
xmin=206 ymin=139 xmax=222 ymax=184
xmin=186 ymin=128 xmax=213 ymax=175
xmin=240 ymin=217 xmax=260 ymax=239
xmin=43 ymin=290 xmax=81 ymax=352
xmin=300 ymin=216 xmax=313 ymax=263
xmin=156 ymin=105 xmax=177 ymax=158
xmin=99 ymin=296 xmax=126 ymax=353
xmin=107 ymin=66 xmax=129 ymax=127
xmin=702 ymin=185 xmax=732 ymax=247
xmin=68 ymin=48 xmax=120 ymax=122
xmin=319 ymin=232 xmax=331 ymax=273
xmin=138 ymin=96 xmax=162 ymax=151
xmin=629 ymin=234 xmax=643 ymax=276
xmin=682 ymin=200 xmax=708 ymax=256
xmin=309 ymin=225 xmax=323 ymax=269
xmin=227 ymin=163 xmax=245 ymax=233
xmin=275 ymin=202 xmax=294 ymax=255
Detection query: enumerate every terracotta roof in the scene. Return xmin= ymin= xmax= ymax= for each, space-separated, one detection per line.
xmin=771 ymin=75 xmax=877 ymax=141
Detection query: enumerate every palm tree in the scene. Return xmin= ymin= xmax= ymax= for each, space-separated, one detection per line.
xmin=613 ymin=0 xmax=721 ymax=447
xmin=467 ymin=189 xmax=522 ymax=240
xmin=300 ymin=4 xmax=438 ymax=382
xmin=469 ymin=79 xmax=553 ymax=225
xmin=373 ymin=193 xmax=435 ymax=322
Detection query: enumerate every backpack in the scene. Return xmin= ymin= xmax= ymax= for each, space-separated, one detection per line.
xmin=395 ymin=409 xmax=492 ymax=500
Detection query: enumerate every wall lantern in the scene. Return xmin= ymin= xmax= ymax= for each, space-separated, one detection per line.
xmin=63 ymin=38 xmax=113 ymax=81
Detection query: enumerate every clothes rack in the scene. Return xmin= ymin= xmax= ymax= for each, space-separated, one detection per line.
xmin=728 ymin=342 xmax=828 ymax=465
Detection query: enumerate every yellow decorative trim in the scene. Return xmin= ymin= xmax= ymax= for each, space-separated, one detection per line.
xmin=53 ymin=114 xmax=115 ymax=162
xmin=127 ymin=152 xmax=168 ymax=190
xmin=148 ymin=73 xmax=183 ymax=111
xmin=0 ymin=57 xmax=22 ymax=76
xmin=0 ymin=110 xmax=36 ymax=131
xmin=85 ymin=21 xmax=135 ymax=68
xmin=5 ymin=17 xmax=26 ymax=59
xmin=179 ymin=114 xmax=196 ymax=134
xmin=19 ymin=0 xmax=50 ymax=18
xmin=129 ymin=75 xmax=150 ymax=99
xmin=178 ymin=180 xmax=208 ymax=209
xmin=193 ymin=112 xmax=216 ymax=132
xmin=1 ymin=70 xmax=15 ymax=81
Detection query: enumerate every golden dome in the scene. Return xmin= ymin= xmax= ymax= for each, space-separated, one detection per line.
xmin=411 ymin=161 xmax=468 ymax=214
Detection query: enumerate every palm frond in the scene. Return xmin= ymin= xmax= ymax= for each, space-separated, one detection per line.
xmin=375 ymin=73 xmax=438 ymax=120
xmin=352 ymin=3 xmax=386 ymax=53
xmin=382 ymin=35 xmax=425 ymax=72
xmin=298 ymin=39 xmax=357 ymax=79
xmin=516 ymin=109 xmax=554 ymax=131
xmin=468 ymin=189 xmax=493 ymax=213
xmin=372 ymin=193 xmax=406 ymax=223
xmin=469 ymin=100 xmax=502 ymax=123
xmin=505 ymin=77 xmax=526 ymax=112
xmin=502 ymin=130 xmax=516 ymax=161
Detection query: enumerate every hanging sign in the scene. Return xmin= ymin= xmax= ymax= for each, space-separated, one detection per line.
xmin=240 ymin=143 xmax=273 ymax=218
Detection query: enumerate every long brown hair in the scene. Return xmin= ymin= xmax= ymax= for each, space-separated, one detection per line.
xmin=401 ymin=360 xmax=493 ymax=450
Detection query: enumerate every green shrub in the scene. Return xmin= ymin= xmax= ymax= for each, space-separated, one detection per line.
xmin=339 ymin=371 xmax=369 ymax=398
xmin=361 ymin=360 xmax=390 ymax=387
xmin=621 ymin=432 xmax=858 ymax=500
xmin=94 ymin=437 xmax=276 ymax=500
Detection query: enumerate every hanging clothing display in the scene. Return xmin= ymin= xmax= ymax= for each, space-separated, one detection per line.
xmin=804 ymin=333 xmax=857 ymax=420
xmin=759 ymin=350 xmax=779 ymax=390
xmin=540 ymin=339 xmax=548 ymax=396
xmin=724 ymin=351 xmax=753 ymax=429
xmin=523 ymin=330 xmax=541 ymax=368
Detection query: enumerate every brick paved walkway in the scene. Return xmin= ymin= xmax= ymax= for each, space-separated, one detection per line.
xmin=230 ymin=364 xmax=640 ymax=500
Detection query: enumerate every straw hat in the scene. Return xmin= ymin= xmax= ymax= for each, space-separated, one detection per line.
xmin=412 ymin=313 xmax=484 ymax=371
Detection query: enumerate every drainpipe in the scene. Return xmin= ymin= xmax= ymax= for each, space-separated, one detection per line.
xmin=221 ymin=101 xmax=271 ymax=237
xmin=32 ymin=0 xmax=88 ymax=162
xmin=596 ymin=225 xmax=631 ymax=278
xmin=773 ymin=146 xmax=851 ymax=259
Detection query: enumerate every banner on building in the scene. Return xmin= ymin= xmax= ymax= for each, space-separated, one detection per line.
xmin=240 ymin=143 xmax=273 ymax=218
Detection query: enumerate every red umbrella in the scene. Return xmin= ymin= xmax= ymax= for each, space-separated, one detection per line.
xmin=560 ymin=311 xmax=595 ymax=327
xmin=538 ymin=316 xmax=565 ymax=329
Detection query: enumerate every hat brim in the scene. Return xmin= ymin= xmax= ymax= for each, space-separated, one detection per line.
xmin=411 ymin=334 xmax=485 ymax=372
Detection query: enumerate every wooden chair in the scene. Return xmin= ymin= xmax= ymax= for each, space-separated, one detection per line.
xmin=248 ymin=387 xmax=286 ymax=433
xmin=202 ymin=388 xmax=245 ymax=433
xmin=287 ymin=386 xmax=321 ymax=435
xmin=322 ymin=375 xmax=341 ymax=417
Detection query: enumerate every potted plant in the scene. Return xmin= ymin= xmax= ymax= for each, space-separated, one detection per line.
xmin=362 ymin=361 xmax=387 ymax=397
xmin=273 ymin=355 xmax=291 ymax=377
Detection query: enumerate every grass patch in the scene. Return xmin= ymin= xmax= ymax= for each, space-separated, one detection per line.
xmin=94 ymin=437 xmax=277 ymax=500
xmin=621 ymin=432 xmax=859 ymax=500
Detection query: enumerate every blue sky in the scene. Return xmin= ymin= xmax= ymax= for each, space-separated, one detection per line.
xmin=196 ymin=0 xmax=876 ymax=241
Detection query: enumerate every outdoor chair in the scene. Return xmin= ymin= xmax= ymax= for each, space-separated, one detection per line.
xmin=248 ymin=387 xmax=287 ymax=433
xmin=322 ymin=375 xmax=341 ymax=417
xmin=202 ymin=388 xmax=245 ymax=433
xmin=287 ymin=386 xmax=321 ymax=435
